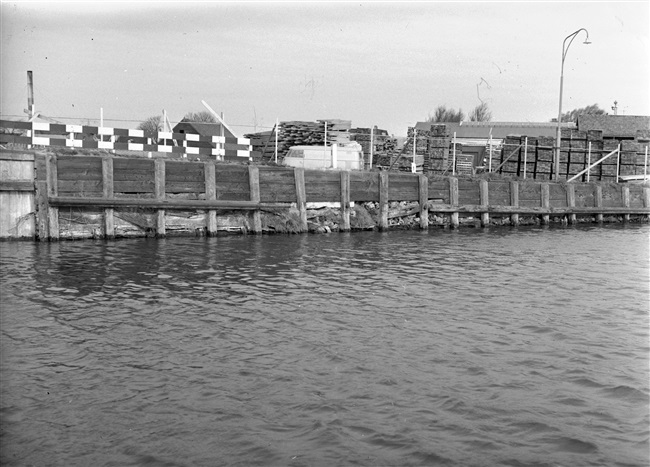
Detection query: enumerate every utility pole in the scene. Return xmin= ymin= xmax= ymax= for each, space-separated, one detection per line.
xmin=27 ymin=71 xmax=35 ymax=120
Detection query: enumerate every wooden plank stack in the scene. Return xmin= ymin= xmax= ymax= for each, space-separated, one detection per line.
xmin=245 ymin=119 xmax=351 ymax=162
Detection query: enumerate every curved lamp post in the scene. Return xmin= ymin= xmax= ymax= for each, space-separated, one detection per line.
xmin=554 ymin=28 xmax=591 ymax=180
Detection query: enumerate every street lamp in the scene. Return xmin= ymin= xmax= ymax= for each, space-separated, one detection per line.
xmin=554 ymin=28 xmax=591 ymax=180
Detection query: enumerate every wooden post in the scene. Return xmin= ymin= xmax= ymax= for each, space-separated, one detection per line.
xmin=595 ymin=184 xmax=603 ymax=223
xmin=622 ymin=185 xmax=630 ymax=223
xmin=34 ymin=154 xmax=49 ymax=241
xmin=46 ymin=154 xmax=59 ymax=240
xmin=587 ymin=142 xmax=591 ymax=182
xmin=566 ymin=183 xmax=576 ymax=224
xmin=616 ymin=144 xmax=621 ymax=182
xmin=449 ymin=176 xmax=459 ymax=228
xmin=339 ymin=171 xmax=351 ymax=232
xmin=479 ymin=179 xmax=489 ymax=227
xmin=523 ymin=137 xmax=528 ymax=179
xmin=204 ymin=162 xmax=217 ymax=236
xmin=418 ymin=174 xmax=428 ymax=230
xmin=452 ymin=132 xmax=457 ymax=175
xmin=248 ymin=166 xmax=262 ymax=234
xmin=294 ymin=167 xmax=308 ymax=233
xmin=643 ymin=187 xmax=650 ymax=221
xmin=540 ymin=182 xmax=550 ymax=225
xmin=510 ymin=181 xmax=519 ymax=226
xmin=369 ymin=127 xmax=374 ymax=170
xmin=154 ymin=159 xmax=166 ymax=237
xmin=379 ymin=171 xmax=389 ymax=231
xmin=102 ymin=156 xmax=115 ymax=239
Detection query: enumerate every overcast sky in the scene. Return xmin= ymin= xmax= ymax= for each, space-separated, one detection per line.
xmin=1 ymin=1 xmax=648 ymax=136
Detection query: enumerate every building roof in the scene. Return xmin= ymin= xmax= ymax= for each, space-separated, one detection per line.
xmin=173 ymin=121 xmax=235 ymax=139
xmin=413 ymin=121 xmax=576 ymax=139
xmin=576 ymin=115 xmax=650 ymax=138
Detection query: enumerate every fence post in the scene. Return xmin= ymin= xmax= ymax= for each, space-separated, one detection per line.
xmin=566 ymin=183 xmax=576 ymax=224
xmin=449 ymin=176 xmax=459 ymax=228
xmin=294 ymin=167 xmax=308 ymax=233
xmin=479 ymin=179 xmax=489 ymax=227
xmin=102 ymin=156 xmax=115 ymax=239
xmin=419 ymin=174 xmax=428 ymax=230
xmin=248 ymin=166 xmax=262 ymax=234
xmin=47 ymin=154 xmax=59 ymax=240
xmin=155 ymin=159 xmax=166 ymax=237
xmin=510 ymin=181 xmax=519 ymax=226
xmin=379 ymin=171 xmax=389 ymax=231
xmin=595 ymin=184 xmax=603 ymax=223
xmin=204 ymin=162 xmax=217 ymax=236
xmin=622 ymin=185 xmax=630 ymax=223
xmin=340 ymin=170 xmax=351 ymax=232
xmin=540 ymin=183 xmax=550 ymax=225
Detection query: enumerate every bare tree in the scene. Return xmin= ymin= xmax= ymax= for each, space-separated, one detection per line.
xmin=181 ymin=111 xmax=217 ymax=123
xmin=560 ymin=104 xmax=606 ymax=123
xmin=138 ymin=115 xmax=162 ymax=134
xmin=427 ymin=105 xmax=465 ymax=123
xmin=469 ymin=102 xmax=492 ymax=122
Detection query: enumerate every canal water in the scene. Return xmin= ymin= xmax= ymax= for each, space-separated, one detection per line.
xmin=1 ymin=225 xmax=648 ymax=467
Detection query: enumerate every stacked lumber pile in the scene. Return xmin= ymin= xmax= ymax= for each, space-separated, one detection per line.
xmin=403 ymin=124 xmax=450 ymax=174
xmin=245 ymin=119 xmax=351 ymax=162
xmin=495 ymin=128 xmax=649 ymax=181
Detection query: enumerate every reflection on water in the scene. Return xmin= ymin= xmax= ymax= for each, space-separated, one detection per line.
xmin=1 ymin=225 xmax=649 ymax=466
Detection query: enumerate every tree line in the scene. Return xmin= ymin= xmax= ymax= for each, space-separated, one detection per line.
xmin=426 ymin=102 xmax=607 ymax=124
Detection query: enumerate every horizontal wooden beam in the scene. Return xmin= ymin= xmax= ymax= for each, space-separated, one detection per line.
xmin=49 ymin=196 xmax=291 ymax=210
xmin=0 ymin=180 xmax=34 ymax=191
xmin=426 ymin=202 xmax=650 ymax=215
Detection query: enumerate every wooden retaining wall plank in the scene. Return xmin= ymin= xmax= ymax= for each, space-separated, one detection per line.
xmin=487 ymin=181 xmax=510 ymax=206
xmin=34 ymin=154 xmax=49 ymax=240
xmin=628 ymin=185 xmax=645 ymax=208
xmin=595 ymin=185 xmax=603 ymax=223
xmin=388 ymin=172 xmax=419 ymax=201
xmin=259 ymin=166 xmax=297 ymax=202
xmin=549 ymin=184 xmax=568 ymax=207
xmin=304 ymin=170 xmax=341 ymax=202
xmin=0 ymin=180 xmax=34 ymax=191
xmin=350 ymin=171 xmax=380 ymax=202
xmin=519 ymin=183 xmax=542 ymax=207
xmin=574 ymin=184 xmax=596 ymax=207
xmin=622 ymin=185 xmax=631 ymax=222
xmin=566 ymin=183 xmax=577 ymax=224
xmin=428 ymin=179 xmax=450 ymax=203
xmin=540 ymin=183 xmax=550 ymax=225
xmin=457 ymin=180 xmax=480 ymax=205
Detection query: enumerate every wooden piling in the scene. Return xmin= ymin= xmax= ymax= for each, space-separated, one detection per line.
xmin=479 ymin=179 xmax=489 ymax=227
xmin=102 ymin=156 xmax=115 ymax=239
xmin=294 ymin=167 xmax=308 ymax=233
xmin=643 ymin=187 xmax=650 ymax=221
xmin=566 ymin=183 xmax=576 ymax=224
xmin=418 ymin=174 xmax=428 ymax=230
xmin=510 ymin=181 xmax=519 ymax=226
xmin=449 ymin=177 xmax=459 ymax=228
xmin=34 ymin=154 xmax=49 ymax=241
xmin=540 ymin=183 xmax=550 ymax=225
xmin=154 ymin=159 xmax=166 ymax=237
xmin=340 ymin=170 xmax=351 ymax=232
xmin=595 ymin=185 xmax=603 ymax=223
xmin=622 ymin=185 xmax=630 ymax=223
xmin=379 ymin=171 xmax=389 ymax=231
xmin=248 ymin=166 xmax=262 ymax=234
xmin=46 ymin=154 xmax=59 ymax=240
xmin=204 ymin=162 xmax=217 ymax=236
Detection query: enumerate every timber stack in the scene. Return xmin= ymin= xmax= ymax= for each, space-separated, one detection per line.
xmin=246 ymin=119 xmax=351 ymax=162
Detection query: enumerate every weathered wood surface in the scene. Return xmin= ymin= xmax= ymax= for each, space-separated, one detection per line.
xmin=0 ymin=152 xmax=36 ymax=238
xmin=305 ymin=170 xmax=341 ymax=202
xmin=259 ymin=166 xmax=296 ymax=202
xmin=350 ymin=171 xmax=380 ymax=201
